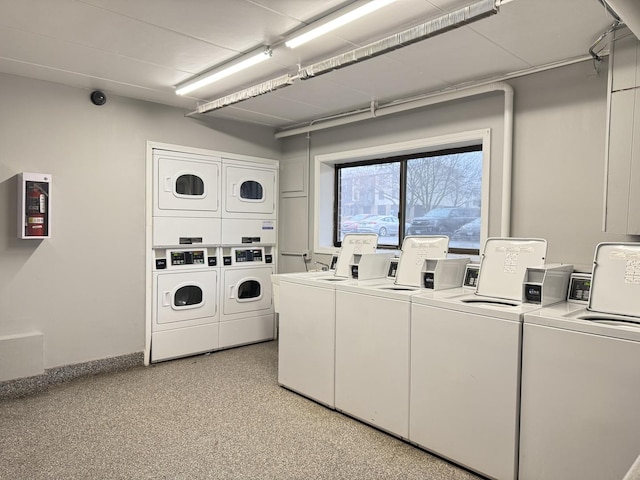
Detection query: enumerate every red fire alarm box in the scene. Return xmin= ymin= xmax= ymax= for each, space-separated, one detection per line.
xmin=18 ymin=172 xmax=51 ymax=239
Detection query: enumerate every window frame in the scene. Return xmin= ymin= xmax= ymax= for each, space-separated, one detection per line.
xmin=314 ymin=129 xmax=491 ymax=256
xmin=334 ymin=145 xmax=483 ymax=254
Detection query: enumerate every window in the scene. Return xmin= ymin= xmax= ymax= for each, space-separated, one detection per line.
xmin=315 ymin=130 xmax=490 ymax=256
xmin=334 ymin=145 xmax=483 ymax=254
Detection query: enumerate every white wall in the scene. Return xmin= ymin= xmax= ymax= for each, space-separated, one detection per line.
xmin=278 ymin=60 xmax=638 ymax=273
xmin=0 ymin=73 xmax=280 ymax=376
xmin=4 ymin=58 xmax=639 ymax=379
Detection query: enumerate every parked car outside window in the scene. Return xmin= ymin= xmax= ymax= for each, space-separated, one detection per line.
xmin=407 ymin=207 xmax=480 ymax=236
xmin=341 ymin=214 xmax=375 ymax=233
xmin=452 ymin=217 xmax=481 ymax=241
xmin=356 ymin=215 xmax=400 ymax=237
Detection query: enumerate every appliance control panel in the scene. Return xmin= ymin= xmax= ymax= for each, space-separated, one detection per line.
xmin=423 ymin=271 xmax=435 ymax=289
xmin=235 ymin=248 xmax=263 ymax=263
xmin=351 ymin=265 xmax=359 ymax=279
xmin=171 ymin=249 xmax=205 ymax=266
xmin=155 ymin=248 xmax=217 ymax=270
xmin=387 ymin=258 xmax=399 ymax=279
xmin=222 ymin=247 xmax=268 ymax=266
xmin=567 ymin=273 xmax=592 ymax=303
xmin=524 ymin=283 xmax=543 ymax=303
xmin=221 ymin=246 xmax=272 ymax=266
xmin=463 ymin=264 xmax=480 ymax=288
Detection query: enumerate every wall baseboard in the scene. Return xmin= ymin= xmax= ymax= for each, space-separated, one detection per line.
xmin=0 ymin=352 xmax=144 ymax=400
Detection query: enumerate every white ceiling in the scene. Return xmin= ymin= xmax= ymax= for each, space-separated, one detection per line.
xmin=0 ymin=0 xmax=620 ymax=130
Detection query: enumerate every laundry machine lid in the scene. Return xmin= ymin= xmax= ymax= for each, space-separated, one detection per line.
xmin=475 ymin=238 xmax=547 ymax=301
xmin=334 ymin=234 xmax=378 ymax=278
xmin=588 ymin=243 xmax=640 ymax=317
xmin=394 ymin=235 xmax=448 ymax=287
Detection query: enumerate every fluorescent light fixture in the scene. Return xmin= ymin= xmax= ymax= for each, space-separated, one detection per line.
xmin=195 ymin=74 xmax=296 ymax=114
xmin=299 ymin=0 xmax=498 ymax=79
xmin=285 ymin=0 xmax=396 ymax=49
xmin=175 ymin=46 xmax=272 ymax=96
xmin=189 ymin=0 xmax=498 ymax=115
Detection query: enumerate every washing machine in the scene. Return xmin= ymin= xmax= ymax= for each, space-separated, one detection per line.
xmin=409 ymin=238 xmax=552 ymax=480
xmin=152 ymin=148 xmax=222 ymax=247
xmin=519 ymin=242 xmax=640 ymax=480
xmin=333 ymin=236 xmax=463 ymax=438
xmin=277 ymin=234 xmax=379 ymax=408
xmin=219 ymin=246 xmax=275 ymax=349
xmin=221 ymin=158 xmax=277 ymax=246
xmin=151 ymin=247 xmax=220 ymax=362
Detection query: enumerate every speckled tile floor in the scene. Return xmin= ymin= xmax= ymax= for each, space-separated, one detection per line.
xmin=0 ymin=340 xmax=483 ymax=480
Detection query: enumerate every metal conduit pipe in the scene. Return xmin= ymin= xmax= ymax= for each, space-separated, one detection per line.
xmin=275 ymin=82 xmax=514 ymax=237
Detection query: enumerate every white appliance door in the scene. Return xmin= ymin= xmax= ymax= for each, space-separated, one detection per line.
xmin=223 ymin=267 xmax=273 ymax=315
xmin=154 ymin=270 xmax=218 ymax=328
xmin=223 ymin=164 xmax=275 ymax=216
xmin=520 ymin=323 xmax=640 ymax=480
xmin=410 ymin=303 xmax=521 ymax=480
xmin=154 ymin=151 xmax=220 ymax=215
xmin=335 ymin=290 xmax=410 ymax=438
xmin=278 ymin=280 xmax=336 ymax=408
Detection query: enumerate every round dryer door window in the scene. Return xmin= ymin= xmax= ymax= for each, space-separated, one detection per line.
xmin=175 ymin=174 xmax=205 ymax=197
xmin=237 ymin=280 xmax=261 ymax=300
xmin=174 ymin=285 xmax=203 ymax=308
xmin=240 ymin=181 xmax=263 ymax=201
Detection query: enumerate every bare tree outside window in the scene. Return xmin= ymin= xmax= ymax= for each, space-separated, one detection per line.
xmin=406 ymin=152 xmax=482 ymax=218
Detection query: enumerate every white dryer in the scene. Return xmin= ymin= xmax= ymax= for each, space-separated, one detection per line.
xmin=408 ymin=238 xmax=549 ymax=480
xmin=219 ymin=246 xmax=275 ymax=349
xmin=152 ymin=149 xmax=221 ymax=247
xmin=151 ymin=247 xmax=220 ymax=362
xmin=221 ymin=158 xmax=277 ymax=245
xmin=519 ymin=242 xmax=640 ymax=480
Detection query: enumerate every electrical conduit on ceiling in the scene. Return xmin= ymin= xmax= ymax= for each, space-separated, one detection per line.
xmin=276 ymin=82 xmax=514 ymax=237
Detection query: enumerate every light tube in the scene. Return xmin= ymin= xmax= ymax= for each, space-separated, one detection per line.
xmin=188 ymin=0 xmax=498 ymax=114
xmin=195 ymin=74 xmax=296 ymax=113
xmin=175 ymin=47 xmax=272 ymax=96
xmin=285 ymin=0 xmax=396 ymax=49
xmin=299 ymin=0 xmax=498 ymax=80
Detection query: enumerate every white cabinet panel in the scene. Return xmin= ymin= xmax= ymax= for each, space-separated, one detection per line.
xmin=611 ymin=33 xmax=639 ymax=91
xmin=605 ymin=35 xmax=640 ymax=234
xmin=335 ymin=291 xmax=410 ymax=438
xmin=277 ymin=280 xmax=336 ymax=407
xmin=629 ymin=88 xmax=640 ymax=233
xmin=606 ymin=89 xmax=635 ymax=233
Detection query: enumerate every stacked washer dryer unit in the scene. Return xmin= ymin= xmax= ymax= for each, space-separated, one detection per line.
xmin=150 ymin=148 xmax=278 ymax=363
xmin=519 ymin=242 xmax=640 ymax=480
xmin=151 ymin=149 xmax=222 ymax=363
xmin=219 ymin=158 xmax=277 ymax=350
xmin=409 ymin=238 xmax=557 ymax=480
